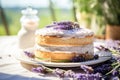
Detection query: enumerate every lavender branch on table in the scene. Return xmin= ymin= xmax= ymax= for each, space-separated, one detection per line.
xmin=105 ymin=40 xmax=120 ymax=49
xmin=31 ymin=58 xmax=120 ymax=80
xmin=95 ymin=45 xmax=110 ymax=52
xmin=95 ymin=40 xmax=120 ymax=79
xmin=31 ymin=65 xmax=102 ymax=80
xmin=96 ymin=40 xmax=120 ymax=55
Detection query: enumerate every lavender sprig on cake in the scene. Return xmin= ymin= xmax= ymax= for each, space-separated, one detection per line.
xmin=46 ymin=21 xmax=80 ymax=30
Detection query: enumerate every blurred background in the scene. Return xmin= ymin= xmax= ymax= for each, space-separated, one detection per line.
xmin=0 ymin=0 xmax=120 ymax=40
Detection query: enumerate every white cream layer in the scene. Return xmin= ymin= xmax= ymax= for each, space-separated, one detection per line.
xmin=35 ymin=44 xmax=94 ymax=54
xmin=35 ymin=27 xmax=94 ymax=38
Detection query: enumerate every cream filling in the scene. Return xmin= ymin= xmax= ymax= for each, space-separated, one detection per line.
xmin=35 ymin=44 xmax=94 ymax=54
xmin=35 ymin=27 xmax=94 ymax=38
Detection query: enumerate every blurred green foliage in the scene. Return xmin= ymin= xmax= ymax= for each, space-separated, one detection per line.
xmin=75 ymin=0 xmax=120 ymax=26
xmin=75 ymin=0 xmax=105 ymax=36
xmin=101 ymin=0 xmax=120 ymax=25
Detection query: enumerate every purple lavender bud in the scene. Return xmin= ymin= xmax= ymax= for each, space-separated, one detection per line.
xmin=112 ymin=69 xmax=119 ymax=76
xmin=104 ymin=48 xmax=110 ymax=51
xmin=32 ymin=66 xmax=46 ymax=74
xmin=24 ymin=51 xmax=34 ymax=58
xmin=113 ymin=47 xmax=117 ymax=50
xmin=87 ymin=74 xmax=94 ymax=80
xmin=95 ymin=46 xmax=102 ymax=51
xmin=58 ymin=25 xmax=66 ymax=29
xmin=105 ymin=40 xmax=120 ymax=49
xmin=75 ymin=73 xmax=102 ymax=80
xmin=93 ymin=64 xmax=112 ymax=75
xmin=96 ymin=45 xmax=110 ymax=52
xmin=46 ymin=24 xmax=58 ymax=28
xmin=111 ymin=76 xmax=120 ymax=80
xmin=57 ymin=21 xmax=71 ymax=25
xmin=100 ymin=45 xmax=109 ymax=51
xmin=94 ymin=73 xmax=102 ymax=80
xmin=94 ymin=54 xmax=99 ymax=60
xmin=80 ymin=65 xmax=94 ymax=74
xmin=75 ymin=73 xmax=86 ymax=80
xmin=117 ymin=58 xmax=120 ymax=63
xmin=100 ymin=45 xmax=105 ymax=50
xmin=46 ymin=25 xmax=51 ymax=28
xmin=118 ymin=48 xmax=120 ymax=50
xmin=52 ymin=21 xmax=80 ymax=30
xmin=32 ymin=67 xmax=43 ymax=73
xmin=53 ymin=68 xmax=65 ymax=78
xmin=64 ymin=70 xmax=75 ymax=78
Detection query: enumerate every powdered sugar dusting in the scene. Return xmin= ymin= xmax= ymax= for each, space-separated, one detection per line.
xmin=35 ymin=27 xmax=94 ymax=38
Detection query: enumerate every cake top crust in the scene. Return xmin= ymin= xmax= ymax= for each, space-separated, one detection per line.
xmin=36 ymin=21 xmax=94 ymax=38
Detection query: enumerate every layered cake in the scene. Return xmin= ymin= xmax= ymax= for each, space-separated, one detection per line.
xmin=35 ymin=21 xmax=94 ymax=62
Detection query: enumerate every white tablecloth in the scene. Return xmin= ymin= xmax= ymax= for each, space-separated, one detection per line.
xmin=0 ymin=36 xmax=60 ymax=80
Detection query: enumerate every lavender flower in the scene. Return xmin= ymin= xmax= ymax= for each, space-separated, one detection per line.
xmin=96 ymin=45 xmax=110 ymax=52
xmin=112 ymin=69 xmax=119 ymax=77
xmin=87 ymin=74 xmax=95 ymax=80
xmin=105 ymin=40 xmax=120 ymax=49
xmin=53 ymin=67 xmax=102 ymax=79
xmin=46 ymin=21 xmax=80 ymax=30
xmin=111 ymin=76 xmax=119 ymax=80
xmin=24 ymin=51 xmax=34 ymax=58
xmin=32 ymin=66 xmax=46 ymax=73
xmin=105 ymin=40 xmax=120 ymax=54
xmin=64 ymin=70 xmax=75 ymax=78
xmin=80 ymin=65 xmax=94 ymax=74
xmin=94 ymin=73 xmax=102 ymax=80
xmin=117 ymin=58 xmax=120 ymax=63
xmin=56 ymin=21 xmax=74 ymax=25
xmin=54 ymin=25 xmax=73 ymax=30
xmin=75 ymin=73 xmax=86 ymax=80
xmin=32 ymin=67 xmax=43 ymax=73
xmin=94 ymin=64 xmax=112 ymax=75
xmin=53 ymin=68 xmax=65 ymax=78
xmin=31 ymin=57 xmax=119 ymax=79
xmin=75 ymin=73 xmax=102 ymax=80
xmin=53 ymin=68 xmax=76 ymax=78
xmin=31 ymin=66 xmax=104 ymax=80
xmin=31 ymin=66 xmax=53 ymax=75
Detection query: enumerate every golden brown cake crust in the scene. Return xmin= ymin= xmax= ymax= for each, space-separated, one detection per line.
xmin=35 ymin=35 xmax=94 ymax=46
xmin=35 ymin=50 xmax=94 ymax=62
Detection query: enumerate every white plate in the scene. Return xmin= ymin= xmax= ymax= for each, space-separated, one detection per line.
xmin=14 ymin=48 xmax=112 ymax=67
